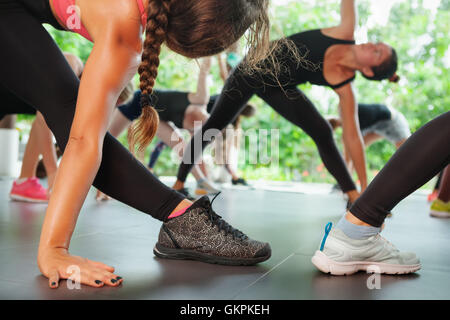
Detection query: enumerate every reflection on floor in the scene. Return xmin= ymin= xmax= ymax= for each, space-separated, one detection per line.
xmin=0 ymin=177 xmax=448 ymax=300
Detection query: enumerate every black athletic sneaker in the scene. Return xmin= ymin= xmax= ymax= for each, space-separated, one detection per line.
xmin=232 ymin=178 xmax=248 ymax=186
xmin=154 ymin=195 xmax=271 ymax=266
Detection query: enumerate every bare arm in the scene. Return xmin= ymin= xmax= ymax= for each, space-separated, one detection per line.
xmin=334 ymin=83 xmax=367 ymax=190
xmin=321 ymin=0 xmax=357 ymax=40
xmin=38 ymin=22 xmax=141 ymax=287
xmin=342 ymin=141 xmax=354 ymax=173
xmin=363 ymin=132 xmax=382 ymax=148
xmin=40 ymin=37 xmax=139 ymax=248
xmin=217 ymin=54 xmax=229 ymax=82
xmin=188 ymin=57 xmax=212 ymax=105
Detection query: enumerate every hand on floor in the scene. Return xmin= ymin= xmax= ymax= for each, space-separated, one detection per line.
xmin=38 ymin=247 xmax=122 ymax=289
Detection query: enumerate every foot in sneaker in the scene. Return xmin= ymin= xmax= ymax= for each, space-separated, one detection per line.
xmin=154 ymin=195 xmax=271 ymax=265
xmin=232 ymin=177 xmax=248 ymax=186
xmin=429 ymin=199 xmax=450 ymax=218
xmin=195 ymin=178 xmax=220 ymax=195
xmin=311 ymin=223 xmax=421 ymax=275
xmin=10 ymin=177 xmax=48 ymax=203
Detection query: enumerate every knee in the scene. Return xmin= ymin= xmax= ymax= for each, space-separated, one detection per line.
xmin=310 ymin=121 xmax=334 ymax=144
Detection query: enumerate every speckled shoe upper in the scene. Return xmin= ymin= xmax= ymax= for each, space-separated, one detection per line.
xmin=157 ymin=195 xmax=270 ymax=260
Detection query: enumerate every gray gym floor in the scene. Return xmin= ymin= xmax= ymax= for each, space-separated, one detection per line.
xmin=0 ymin=177 xmax=449 ymax=300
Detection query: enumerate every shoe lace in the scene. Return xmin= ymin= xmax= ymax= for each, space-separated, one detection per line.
xmin=203 ymin=192 xmax=248 ymax=241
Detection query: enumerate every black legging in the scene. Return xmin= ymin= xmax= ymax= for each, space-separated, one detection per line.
xmin=177 ymin=65 xmax=357 ymax=192
xmin=0 ymin=1 xmax=184 ymax=221
xmin=0 ymin=84 xmax=36 ymax=120
xmin=351 ymin=111 xmax=450 ymax=227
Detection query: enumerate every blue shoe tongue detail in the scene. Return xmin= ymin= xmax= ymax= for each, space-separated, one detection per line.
xmin=320 ymin=222 xmax=333 ymax=251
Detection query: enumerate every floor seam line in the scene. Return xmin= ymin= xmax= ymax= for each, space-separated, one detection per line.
xmin=230 ymin=253 xmax=295 ymax=300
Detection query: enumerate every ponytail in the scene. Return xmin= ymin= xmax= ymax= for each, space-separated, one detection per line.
xmin=128 ymin=0 xmax=171 ymax=154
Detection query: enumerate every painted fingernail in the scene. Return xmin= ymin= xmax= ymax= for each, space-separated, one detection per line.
xmin=111 ymin=279 xmax=117 ymax=284
xmin=51 ymin=282 xmax=56 ymax=286
xmin=95 ymin=280 xmax=102 ymax=285
xmin=116 ymin=277 xmax=122 ymax=281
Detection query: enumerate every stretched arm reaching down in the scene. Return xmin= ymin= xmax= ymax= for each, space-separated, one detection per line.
xmin=38 ymin=22 xmax=142 ymax=288
xmin=334 ymin=83 xmax=367 ymax=190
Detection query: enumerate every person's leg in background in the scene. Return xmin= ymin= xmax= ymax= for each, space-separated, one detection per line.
xmin=256 ymin=86 xmax=359 ymax=203
xmin=429 ymin=164 xmax=450 ymax=218
xmin=312 ymin=112 xmax=450 ymax=275
xmin=182 ymin=104 xmax=220 ymax=195
xmin=0 ymin=85 xmax=56 ymax=202
xmin=0 ymin=114 xmax=16 ymax=129
xmin=436 ymin=166 xmax=450 ymax=202
xmin=148 ymin=140 xmax=166 ymax=172
xmin=428 ymin=170 xmax=443 ymax=202
xmin=33 ymin=112 xmax=58 ymax=189
xmin=395 ymin=138 xmax=407 ymax=149
xmin=156 ymin=121 xmax=218 ymax=198
xmin=175 ymin=67 xmax=258 ymax=189
xmin=10 ymin=111 xmax=57 ymax=202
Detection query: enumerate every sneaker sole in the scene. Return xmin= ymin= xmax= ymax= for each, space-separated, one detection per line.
xmin=430 ymin=210 xmax=450 ymax=218
xmin=311 ymin=250 xmax=421 ymax=275
xmin=9 ymin=194 xmax=48 ymax=203
xmin=153 ymin=242 xmax=270 ymax=266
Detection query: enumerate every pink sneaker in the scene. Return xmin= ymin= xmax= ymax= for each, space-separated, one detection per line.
xmin=10 ymin=177 xmax=49 ymax=203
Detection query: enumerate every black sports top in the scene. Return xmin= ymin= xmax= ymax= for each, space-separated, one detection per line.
xmin=358 ymin=103 xmax=392 ymax=130
xmin=119 ymin=91 xmax=219 ymax=129
xmin=118 ymin=90 xmax=189 ymax=128
xmin=273 ymin=29 xmax=356 ymax=89
xmin=152 ymin=90 xmax=191 ymax=128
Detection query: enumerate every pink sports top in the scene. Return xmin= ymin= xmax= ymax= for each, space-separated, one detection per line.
xmin=50 ymin=0 xmax=148 ymax=42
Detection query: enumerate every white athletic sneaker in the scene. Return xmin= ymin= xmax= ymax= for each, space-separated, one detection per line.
xmin=311 ymin=223 xmax=421 ymax=275
xmin=195 ymin=178 xmax=220 ymax=195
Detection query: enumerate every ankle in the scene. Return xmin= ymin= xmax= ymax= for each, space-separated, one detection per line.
xmin=345 ymin=211 xmax=373 ymax=227
xmin=168 ymin=199 xmax=192 ymax=219
xmin=346 ymin=190 xmax=360 ymax=203
xmin=337 ymin=213 xmax=381 ymax=240
xmin=173 ymin=180 xmax=184 ymax=191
